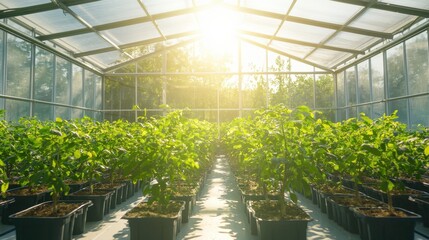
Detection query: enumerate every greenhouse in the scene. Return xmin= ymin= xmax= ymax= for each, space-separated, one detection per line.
xmin=0 ymin=0 xmax=428 ymax=240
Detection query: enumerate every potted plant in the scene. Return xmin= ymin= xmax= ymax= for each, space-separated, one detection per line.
xmin=352 ymin=112 xmax=423 ymax=240
xmin=9 ymin=118 xmax=92 ymax=240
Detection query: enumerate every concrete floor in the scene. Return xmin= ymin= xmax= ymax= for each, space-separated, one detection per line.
xmin=1 ymin=156 xmax=429 ymax=239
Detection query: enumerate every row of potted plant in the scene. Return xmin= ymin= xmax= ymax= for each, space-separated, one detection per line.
xmin=221 ymin=105 xmax=429 ymax=240
xmin=0 ymin=110 xmax=216 ymax=240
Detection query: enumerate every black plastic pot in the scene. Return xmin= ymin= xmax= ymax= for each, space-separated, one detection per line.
xmin=353 ymin=207 xmax=421 ymax=240
xmin=2 ymin=187 xmax=50 ymax=225
xmin=95 ymin=183 xmax=125 ymax=210
xmin=410 ymin=196 xmax=429 ymax=227
xmin=256 ymin=217 xmax=311 ymax=240
xmin=171 ymin=194 xmax=196 ymax=223
xmin=9 ymin=200 xmax=90 ymax=240
xmin=246 ymin=201 xmax=258 ymax=235
xmin=70 ymin=200 xmax=93 ymax=235
xmin=122 ymin=201 xmax=185 ymax=240
xmin=67 ymin=181 xmax=89 ymax=194
xmin=63 ymin=188 xmax=112 ymax=222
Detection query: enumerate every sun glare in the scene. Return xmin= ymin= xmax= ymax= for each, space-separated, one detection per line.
xmin=199 ymin=6 xmax=239 ymax=56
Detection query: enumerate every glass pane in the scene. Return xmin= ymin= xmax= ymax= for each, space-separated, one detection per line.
xmin=337 ymin=71 xmax=345 ymax=107
xmin=346 ymin=67 xmax=357 ymax=105
xmin=357 ymin=61 xmax=370 ymax=103
xmin=95 ymin=76 xmax=102 ymax=110
xmin=0 ymin=30 xmax=3 ymax=94
xmin=71 ymin=109 xmax=83 ymax=119
xmin=34 ymin=47 xmax=54 ymax=102
xmin=337 ymin=109 xmax=346 ymax=122
xmin=33 ymin=103 xmax=53 ymax=120
xmin=358 ymin=105 xmax=371 ymax=118
xmin=278 ymin=21 xmax=336 ymax=44
xmin=137 ymin=76 xmax=162 ymax=109
xmin=5 ymin=100 xmax=30 ymax=121
xmin=1 ymin=0 xmax=49 ymax=8
xmin=371 ymin=53 xmax=384 ymax=101
xmin=55 ymin=57 xmax=71 ymax=104
xmin=372 ymin=102 xmax=385 ymax=119
xmin=347 ymin=106 xmax=357 ymax=119
xmin=387 ymin=43 xmax=406 ymax=98
xmin=241 ymin=0 xmax=294 ymax=14
xmin=84 ymin=71 xmax=95 ymax=109
xmin=410 ymin=96 xmax=429 ymax=128
xmin=380 ymin=0 xmax=429 ymax=9
xmin=290 ymin=0 xmax=362 ymax=24
xmin=70 ymin=0 xmax=145 ymax=26
xmin=388 ymin=99 xmax=408 ymax=124
xmin=84 ymin=110 xmax=94 ymax=119
xmin=327 ymin=32 xmax=375 ymax=50
xmin=6 ymin=35 xmax=31 ymax=98
xmin=240 ymin=13 xmax=282 ymax=36
xmin=307 ymin=49 xmax=351 ymax=69
xmin=27 ymin=10 xmax=85 ymax=33
xmin=55 ymin=106 xmax=71 ymax=120
xmin=350 ymin=9 xmax=416 ymax=33
xmin=156 ymin=15 xmax=196 ymax=36
xmin=406 ymin=31 xmax=429 ymax=95
xmin=315 ymin=74 xmax=334 ymax=108
xmin=60 ymin=33 xmax=111 ymax=52
xmin=71 ymin=65 xmax=83 ymax=107
xmin=144 ymin=0 xmax=192 ymax=15
xmin=102 ymin=23 xmax=161 ymax=45
xmin=270 ymin=41 xmax=315 ymax=59
xmin=118 ymin=77 xmax=135 ymax=110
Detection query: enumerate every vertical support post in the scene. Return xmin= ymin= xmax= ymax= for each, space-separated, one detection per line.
xmin=266 ymin=48 xmax=269 ymax=108
xmin=162 ymin=46 xmax=167 ymax=116
xmin=238 ymin=39 xmax=242 ymax=117
xmin=134 ymin=63 xmax=138 ymax=122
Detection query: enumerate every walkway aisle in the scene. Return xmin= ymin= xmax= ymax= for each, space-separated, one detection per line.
xmin=177 ymin=155 xmax=258 ymax=240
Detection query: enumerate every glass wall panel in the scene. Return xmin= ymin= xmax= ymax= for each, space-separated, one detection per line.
xmin=406 ymin=31 xmax=429 ymax=95
xmin=388 ymin=99 xmax=408 ymax=124
xmin=5 ymin=100 xmax=30 ymax=121
xmin=71 ymin=65 xmax=83 ymax=107
xmin=6 ymin=35 xmax=31 ymax=98
xmin=409 ymin=96 xmax=429 ymax=128
xmin=347 ymin=106 xmax=357 ymax=119
xmin=358 ymin=105 xmax=371 ymax=118
xmin=34 ymin=47 xmax=54 ymax=103
xmin=372 ymin=102 xmax=385 ymax=119
xmin=346 ymin=67 xmax=357 ymax=105
xmin=336 ymin=71 xmax=345 ymax=107
xmin=33 ymin=103 xmax=53 ymax=120
xmin=387 ymin=43 xmax=406 ymax=98
xmin=94 ymin=75 xmax=102 ymax=110
xmin=371 ymin=53 xmax=384 ymax=101
xmin=337 ymin=109 xmax=346 ymax=122
xmin=71 ymin=109 xmax=83 ymax=119
xmin=119 ymin=77 xmax=135 ymax=110
xmin=55 ymin=106 xmax=70 ymax=119
xmin=357 ymin=61 xmax=370 ymax=103
xmin=84 ymin=71 xmax=95 ymax=110
xmin=315 ymin=74 xmax=334 ymax=108
xmin=136 ymin=76 xmax=161 ymax=109
xmin=55 ymin=57 xmax=71 ymax=105
xmin=0 ymin=30 xmax=4 ymax=95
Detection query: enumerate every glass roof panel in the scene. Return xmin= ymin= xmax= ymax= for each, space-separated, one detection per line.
xmin=89 ymin=51 xmax=123 ymax=67
xmin=143 ymin=0 xmax=193 ymax=15
xmin=349 ymin=9 xmax=417 ymax=33
xmin=270 ymin=40 xmax=315 ymax=59
xmin=239 ymin=0 xmax=294 ymax=14
xmin=23 ymin=9 xmax=86 ymax=33
xmin=156 ymin=15 xmax=198 ymax=36
xmin=241 ymin=35 xmax=270 ymax=46
xmin=101 ymin=22 xmax=161 ymax=46
xmin=380 ymin=0 xmax=429 ymax=9
xmin=307 ymin=49 xmax=352 ymax=68
xmin=0 ymin=0 xmax=49 ymax=8
xmin=60 ymin=32 xmax=112 ymax=52
xmin=290 ymin=0 xmax=363 ymax=25
xmin=327 ymin=32 xmax=377 ymax=50
xmin=70 ymin=0 xmax=146 ymax=26
xmin=239 ymin=13 xmax=282 ymax=36
xmin=277 ymin=21 xmax=336 ymax=44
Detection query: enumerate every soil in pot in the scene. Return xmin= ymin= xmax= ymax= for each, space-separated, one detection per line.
xmin=170 ymin=185 xmax=197 ymax=223
xmin=251 ymin=200 xmax=312 ymax=240
xmin=10 ymin=201 xmax=86 ymax=240
xmin=353 ymin=207 xmax=421 ymax=240
xmin=122 ymin=201 xmax=185 ymax=240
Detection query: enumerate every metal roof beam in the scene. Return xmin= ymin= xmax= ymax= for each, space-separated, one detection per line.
xmin=37 ymin=5 xmax=210 ymax=41
xmin=103 ymin=37 xmax=198 ymax=73
xmin=0 ymin=0 xmax=100 ymax=19
xmin=240 ymin=30 xmax=365 ymax=55
xmin=331 ymin=0 xmax=429 ymax=18
xmin=74 ymin=31 xmax=199 ymax=58
xmin=229 ymin=5 xmax=393 ymax=39
xmin=240 ymin=37 xmax=333 ymax=72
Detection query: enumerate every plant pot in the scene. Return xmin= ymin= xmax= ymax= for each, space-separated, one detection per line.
xmin=171 ymin=194 xmax=196 ymax=223
xmin=9 ymin=200 xmax=91 ymax=240
xmin=95 ymin=183 xmax=125 ymax=210
xmin=250 ymin=200 xmax=312 ymax=240
xmin=327 ymin=195 xmax=385 ymax=233
xmin=122 ymin=201 xmax=185 ymax=240
xmin=2 ymin=187 xmax=50 ymax=225
xmin=69 ymin=200 xmax=93 ymax=235
xmin=353 ymin=207 xmax=421 ymax=240
xmin=67 ymin=181 xmax=89 ymax=194
xmin=116 ymin=179 xmax=132 ymax=203
xmin=63 ymin=188 xmax=112 ymax=222
xmin=410 ymin=196 xmax=429 ymax=227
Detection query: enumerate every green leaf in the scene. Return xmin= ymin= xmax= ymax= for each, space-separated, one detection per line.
xmin=425 ymin=146 xmax=429 ymax=156
xmin=1 ymin=182 xmax=9 ymax=193
xmin=74 ymin=150 xmax=81 ymax=159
